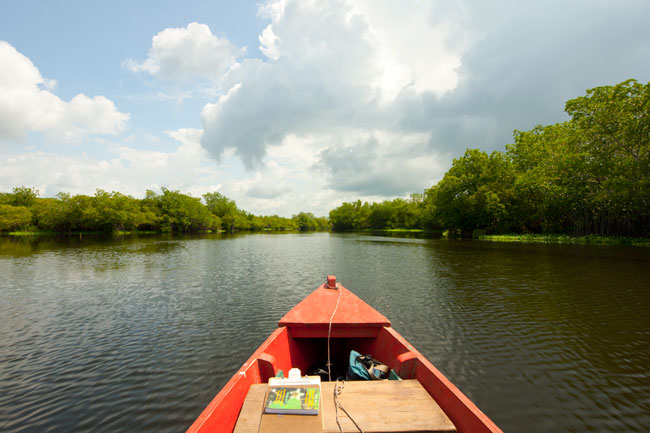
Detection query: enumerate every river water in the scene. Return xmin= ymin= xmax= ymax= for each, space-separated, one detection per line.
xmin=1 ymin=232 xmax=648 ymax=432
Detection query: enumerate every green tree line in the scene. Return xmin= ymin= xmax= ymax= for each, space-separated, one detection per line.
xmin=0 ymin=187 xmax=329 ymax=233
xmin=328 ymin=195 xmax=427 ymax=231
xmin=330 ymin=79 xmax=649 ymax=238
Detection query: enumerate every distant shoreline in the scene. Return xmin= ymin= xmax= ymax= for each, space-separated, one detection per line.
xmin=4 ymin=230 xmax=649 ymax=247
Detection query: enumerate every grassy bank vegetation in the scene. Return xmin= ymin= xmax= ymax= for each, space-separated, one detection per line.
xmin=478 ymin=234 xmax=650 ymax=247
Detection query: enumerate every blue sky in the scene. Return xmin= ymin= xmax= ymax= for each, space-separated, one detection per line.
xmin=2 ymin=0 xmax=649 ymax=216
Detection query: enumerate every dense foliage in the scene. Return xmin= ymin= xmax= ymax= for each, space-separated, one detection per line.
xmin=0 ymin=187 xmax=329 ymax=233
xmin=426 ymin=79 xmax=649 ymax=237
xmin=329 ymin=195 xmax=426 ymax=231
xmin=330 ymin=80 xmax=649 ymax=238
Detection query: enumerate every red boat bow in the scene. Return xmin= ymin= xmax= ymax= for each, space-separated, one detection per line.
xmin=186 ymin=276 xmax=502 ymax=433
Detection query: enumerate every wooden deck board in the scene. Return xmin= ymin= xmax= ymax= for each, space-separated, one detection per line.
xmin=234 ymin=380 xmax=456 ymax=433
xmin=232 ymin=385 xmax=266 ymax=433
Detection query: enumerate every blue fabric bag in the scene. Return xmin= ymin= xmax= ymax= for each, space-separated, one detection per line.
xmin=347 ymin=350 xmax=389 ymax=380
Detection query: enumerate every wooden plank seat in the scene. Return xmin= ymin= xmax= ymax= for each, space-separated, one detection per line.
xmin=234 ymin=380 xmax=456 ymax=433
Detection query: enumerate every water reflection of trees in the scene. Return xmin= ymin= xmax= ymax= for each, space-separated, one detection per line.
xmin=0 ymin=233 xmax=182 ymax=257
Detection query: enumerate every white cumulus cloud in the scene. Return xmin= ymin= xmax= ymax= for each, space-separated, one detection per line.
xmin=198 ymin=0 xmax=650 ymax=203
xmin=200 ymin=0 xmax=384 ymax=168
xmin=0 ymin=128 xmax=221 ymax=199
xmin=125 ymin=22 xmax=241 ymax=81
xmin=243 ymin=163 xmax=294 ymax=199
xmin=0 ymin=41 xmax=129 ymax=143
xmin=199 ymin=0 xmax=461 ymax=197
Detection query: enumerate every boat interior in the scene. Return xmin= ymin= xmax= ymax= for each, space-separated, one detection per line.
xmin=253 ymin=328 xmax=421 ymax=384
xmin=230 ymin=325 xmax=460 ymax=433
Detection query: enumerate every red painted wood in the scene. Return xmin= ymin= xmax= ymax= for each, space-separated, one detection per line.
xmin=278 ymin=284 xmax=391 ymax=330
xmin=186 ymin=277 xmax=503 ymax=433
xmin=287 ymin=326 xmax=381 ymax=338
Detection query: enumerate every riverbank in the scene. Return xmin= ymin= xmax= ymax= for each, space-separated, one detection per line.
xmin=4 ymin=230 xmax=180 ymax=236
xmin=478 ymin=233 xmax=650 ymax=247
xmin=2 ymin=228 xmax=328 ymax=236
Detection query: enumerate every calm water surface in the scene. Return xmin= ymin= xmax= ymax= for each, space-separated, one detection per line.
xmin=1 ymin=233 xmax=649 ymax=432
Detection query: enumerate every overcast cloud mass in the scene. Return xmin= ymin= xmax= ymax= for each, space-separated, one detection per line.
xmin=1 ymin=0 xmax=649 ymax=216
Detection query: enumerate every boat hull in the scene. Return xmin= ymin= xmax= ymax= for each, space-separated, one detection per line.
xmin=186 ymin=280 xmax=502 ymax=433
